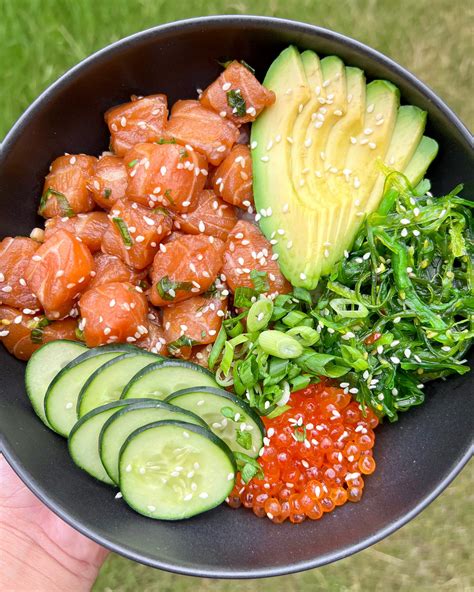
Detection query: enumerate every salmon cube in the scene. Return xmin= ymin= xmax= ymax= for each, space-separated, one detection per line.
xmin=79 ymin=281 xmax=148 ymax=347
xmin=125 ymin=142 xmax=207 ymax=213
xmin=89 ymin=253 xmax=147 ymax=289
xmin=162 ymin=295 xmax=227 ymax=356
xmin=25 ymin=229 xmax=95 ymax=319
xmin=88 ymin=155 xmax=128 ymax=209
xmin=101 ymin=199 xmax=172 ymax=270
xmin=173 ymin=189 xmax=237 ymax=241
xmin=0 ymin=237 xmax=41 ymax=311
xmin=212 ymin=144 xmax=254 ymax=210
xmin=189 ymin=344 xmax=213 ymax=367
xmin=39 ymin=154 xmax=97 ymax=218
xmin=166 ymin=100 xmax=239 ymax=166
xmin=149 ymin=233 xmax=225 ymax=306
xmin=105 ymin=94 xmax=168 ymax=156
xmin=0 ymin=305 xmax=79 ymax=361
xmin=200 ymin=61 xmax=275 ymax=124
xmin=134 ymin=311 xmax=168 ymax=356
xmin=44 ymin=212 xmax=109 ymax=253
xmin=222 ymin=220 xmax=291 ymax=295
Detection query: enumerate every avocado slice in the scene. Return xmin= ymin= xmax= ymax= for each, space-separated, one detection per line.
xmin=251 ymin=46 xmax=313 ymax=286
xmin=252 ymin=47 xmax=437 ymax=288
xmin=404 ymin=136 xmax=439 ymax=186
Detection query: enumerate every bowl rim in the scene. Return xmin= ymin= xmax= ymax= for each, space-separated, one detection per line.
xmin=0 ymin=14 xmax=473 ymax=579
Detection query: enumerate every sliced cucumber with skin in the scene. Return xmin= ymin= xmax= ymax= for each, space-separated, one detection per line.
xmin=25 ymin=340 xmax=87 ymax=427
xmin=166 ymin=387 xmax=265 ymax=458
xmin=121 ymin=360 xmax=218 ymax=401
xmin=119 ymin=420 xmax=236 ymax=520
xmin=45 ymin=344 xmax=139 ymax=437
xmin=77 ymin=351 xmax=160 ymax=418
xmin=99 ymin=400 xmax=207 ymax=484
xmin=68 ymin=399 xmax=150 ymax=484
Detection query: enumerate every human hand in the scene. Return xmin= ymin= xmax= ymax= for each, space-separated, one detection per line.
xmin=0 ymin=455 xmax=108 ymax=592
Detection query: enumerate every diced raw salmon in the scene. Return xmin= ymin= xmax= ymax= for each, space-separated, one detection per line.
xmin=39 ymin=154 xmax=96 ymax=218
xmin=162 ymin=295 xmax=227 ymax=357
xmin=44 ymin=212 xmax=109 ymax=252
xmin=149 ymin=233 xmax=225 ymax=306
xmin=212 ymin=144 xmax=254 ymax=210
xmin=89 ymin=253 xmax=146 ymax=289
xmin=0 ymin=237 xmax=41 ymax=311
xmin=124 ymin=142 xmax=207 ymax=213
xmin=0 ymin=305 xmax=78 ymax=361
xmin=135 ymin=310 xmax=168 ymax=356
xmin=25 ymin=229 xmax=95 ymax=319
xmin=165 ymin=100 xmax=239 ymax=166
xmin=101 ymin=199 xmax=172 ymax=270
xmin=79 ymin=282 xmax=148 ymax=347
xmin=88 ymin=155 xmax=128 ymax=209
xmin=200 ymin=61 xmax=275 ymax=124
xmin=189 ymin=344 xmax=213 ymax=367
xmin=173 ymin=190 xmax=237 ymax=241
xmin=237 ymin=124 xmax=251 ymax=145
xmin=222 ymin=220 xmax=291 ymax=295
xmin=105 ymin=94 xmax=168 ymax=156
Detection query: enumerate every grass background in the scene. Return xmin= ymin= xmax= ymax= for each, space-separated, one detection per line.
xmin=1 ymin=0 xmax=472 ymax=589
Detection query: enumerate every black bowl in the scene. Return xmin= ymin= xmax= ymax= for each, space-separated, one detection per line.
xmin=0 ymin=15 xmax=473 ymax=579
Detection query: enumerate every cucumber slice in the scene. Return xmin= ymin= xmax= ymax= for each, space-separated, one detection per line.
xmin=68 ymin=398 xmax=150 ymax=484
xmin=121 ymin=360 xmax=217 ymax=401
xmin=119 ymin=421 xmax=236 ymax=520
xmin=44 ymin=344 xmax=138 ymax=437
xmin=77 ymin=351 xmax=159 ymax=418
xmin=25 ymin=340 xmax=87 ymax=427
xmin=166 ymin=387 xmax=265 ymax=458
xmin=99 ymin=400 xmax=207 ymax=484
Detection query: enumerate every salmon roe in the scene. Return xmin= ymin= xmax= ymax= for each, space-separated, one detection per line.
xmin=227 ymin=382 xmax=378 ymax=524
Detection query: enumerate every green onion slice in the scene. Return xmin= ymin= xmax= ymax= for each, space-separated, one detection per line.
xmin=258 ymin=330 xmax=304 ymax=359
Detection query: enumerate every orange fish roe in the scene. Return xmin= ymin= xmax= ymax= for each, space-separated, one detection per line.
xmin=227 ymin=382 xmax=378 ymax=523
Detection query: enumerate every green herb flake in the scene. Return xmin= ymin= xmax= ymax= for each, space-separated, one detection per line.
xmin=127 ymin=159 xmax=139 ymax=168
xmin=112 ymin=217 xmax=133 ymax=247
xmin=156 ymin=276 xmax=192 ymax=301
xmin=156 ymin=137 xmax=176 ymax=145
xmin=226 ymin=89 xmax=247 ymax=117
xmin=39 ymin=188 xmax=74 ymax=217
xmin=167 ymin=335 xmax=197 ymax=355
xmin=220 ymin=406 xmax=235 ymax=420
xmin=250 ymin=270 xmax=270 ymax=293
xmin=103 ymin=188 xmax=112 ymax=199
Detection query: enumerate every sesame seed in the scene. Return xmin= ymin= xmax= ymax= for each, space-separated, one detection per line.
xmin=367 ymin=104 xmax=375 ymax=113
xmin=390 ymin=356 xmax=401 ymax=364
xmin=300 ymin=272 xmax=306 ymax=280
xmin=1 ymin=286 xmax=12 ymax=293
xmin=250 ymin=141 xmax=258 ymax=150
xmin=260 ymin=156 xmax=269 ymax=162
xmin=368 ymin=142 xmax=377 ymax=149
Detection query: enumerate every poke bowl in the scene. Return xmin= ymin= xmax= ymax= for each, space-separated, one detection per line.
xmin=0 ymin=16 xmax=474 ymax=578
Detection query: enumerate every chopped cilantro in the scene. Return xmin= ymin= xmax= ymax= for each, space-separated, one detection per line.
xmin=226 ymin=89 xmax=247 ymax=117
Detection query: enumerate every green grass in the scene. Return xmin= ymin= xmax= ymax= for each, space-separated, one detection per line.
xmin=1 ymin=0 xmax=472 ymax=589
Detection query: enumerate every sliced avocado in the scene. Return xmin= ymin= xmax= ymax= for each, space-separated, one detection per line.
xmin=251 ymin=46 xmax=313 ymax=286
xmin=366 ymin=105 xmax=427 ymax=211
xmin=322 ymin=80 xmax=399 ymax=271
xmin=319 ymin=67 xmax=366 ymax=275
xmin=404 ymin=136 xmax=439 ymax=186
xmin=252 ymin=47 xmax=437 ymax=288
